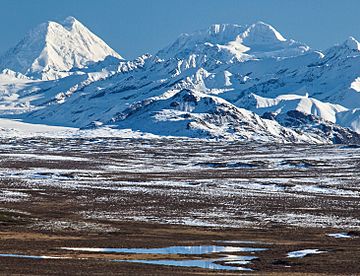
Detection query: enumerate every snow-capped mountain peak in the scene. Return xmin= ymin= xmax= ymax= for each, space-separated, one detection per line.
xmin=343 ymin=36 xmax=360 ymax=51
xmin=322 ymin=36 xmax=360 ymax=61
xmin=158 ymin=21 xmax=309 ymax=62
xmin=157 ymin=23 xmax=246 ymax=59
xmin=0 ymin=16 xmax=122 ymax=80
xmin=62 ymin=16 xmax=81 ymax=30
xmin=240 ymin=21 xmax=287 ymax=45
xmin=204 ymin=23 xmax=246 ymax=43
xmin=2 ymin=19 xmax=360 ymax=144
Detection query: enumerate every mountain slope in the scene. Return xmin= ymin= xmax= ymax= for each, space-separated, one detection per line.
xmin=236 ymin=93 xmax=348 ymax=123
xmin=1 ymin=19 xmax=360 ymax=143
xmin=111 ymin=89 xmax=325 ymax=143
xmin=0 ymin=17 xmax=122 ymax=80
xmin=223 ymin=36 xmax=360 ymax=109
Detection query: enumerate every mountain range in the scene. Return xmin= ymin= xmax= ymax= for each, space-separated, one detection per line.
xmin=1 ymin=17 xmax=360 ymax=143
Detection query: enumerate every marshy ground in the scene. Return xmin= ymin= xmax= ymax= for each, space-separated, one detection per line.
xmin=0 ymin=138 xmax=359 ymax=275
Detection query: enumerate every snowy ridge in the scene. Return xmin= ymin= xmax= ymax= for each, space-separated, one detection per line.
xmin=236 ymin=93 xmax=348 ymax=124
xmin=158 ymin=21 xmax=309 ymax=64
xmin=0 ymin=18 xmax=360 ymax=143
xmin=111 ymin=89 xmax=324 ymax=143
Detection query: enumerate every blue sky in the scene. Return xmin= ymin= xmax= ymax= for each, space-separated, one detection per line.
xmin=1 ymin=0 xmax=359 ymax=59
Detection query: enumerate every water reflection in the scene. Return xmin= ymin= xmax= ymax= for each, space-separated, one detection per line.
xmin=62 ymin=244 xmax=267 ymax=271
xmin=0 ymin=253 xmax=66 ymax=259
xmin=119 ymin=258 xmax=252 ymax=271
xmin=61 ymin=245 xmax=266 ymax=254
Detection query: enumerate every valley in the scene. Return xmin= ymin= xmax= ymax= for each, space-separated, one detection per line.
xmin=0 ymin=137 xmax=359 ymax=274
